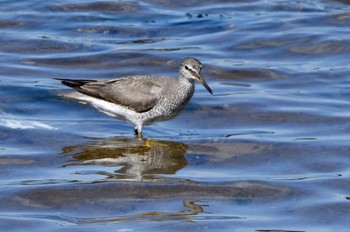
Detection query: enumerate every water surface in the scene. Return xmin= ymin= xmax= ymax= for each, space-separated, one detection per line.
xmin=1 ymin=0 xmax=350 ymax=231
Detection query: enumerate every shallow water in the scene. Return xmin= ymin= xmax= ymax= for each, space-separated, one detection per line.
xmin=1 ymin=0 xmax=350 ymax=231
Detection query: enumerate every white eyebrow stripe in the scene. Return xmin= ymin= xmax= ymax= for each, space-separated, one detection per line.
xmin=189 ymin=67 xmax=197 ymax=73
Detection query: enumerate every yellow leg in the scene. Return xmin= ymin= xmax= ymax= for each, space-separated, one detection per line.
xmin=134 ymin=126 xmax=143 ymax=139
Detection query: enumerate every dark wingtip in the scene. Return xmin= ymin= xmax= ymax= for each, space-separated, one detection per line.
xmin=54 ymin=78 xmax=94 ymax=88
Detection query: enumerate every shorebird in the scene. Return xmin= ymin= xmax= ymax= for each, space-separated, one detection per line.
xmin=56 ymin=57 xmax=212 ymax=138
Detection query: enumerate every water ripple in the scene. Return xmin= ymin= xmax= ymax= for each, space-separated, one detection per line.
xmin=1 ymin=0 xmax=350 ymax=231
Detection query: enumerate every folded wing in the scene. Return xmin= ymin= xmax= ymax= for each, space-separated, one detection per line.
xmin=57 ymin=77 xmax=163 ymax=113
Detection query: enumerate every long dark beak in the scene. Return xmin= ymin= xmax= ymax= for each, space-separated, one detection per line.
xmin=193 ymin=72 xmax=213 ymax=94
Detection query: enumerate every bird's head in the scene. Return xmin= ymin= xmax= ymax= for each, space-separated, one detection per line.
xmin=180 ymin=57 xmax=213 ymax=94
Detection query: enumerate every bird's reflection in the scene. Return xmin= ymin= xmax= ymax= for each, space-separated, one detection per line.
xmin=62 ymin=137 xmax=188 ymax=182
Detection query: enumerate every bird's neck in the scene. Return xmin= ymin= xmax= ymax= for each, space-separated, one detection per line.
xmin=177 ymin=76 xmax=195 ymax=101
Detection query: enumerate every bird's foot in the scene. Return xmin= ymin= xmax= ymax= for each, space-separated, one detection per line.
xmin=134 ymin=128 xmax=143 ymax=139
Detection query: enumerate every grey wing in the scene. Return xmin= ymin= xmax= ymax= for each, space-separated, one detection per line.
xmin=78 ymin=77 xmax=163 ymax=113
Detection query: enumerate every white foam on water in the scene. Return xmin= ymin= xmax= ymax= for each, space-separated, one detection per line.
xmin=0 ymin=118 xmax=56 ymax=130
xmin=0 ymin=108 xmax=56 ymax=130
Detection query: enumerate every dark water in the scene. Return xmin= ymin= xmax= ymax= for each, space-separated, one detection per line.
xmin=1 ymin=0 xmax=350 ymax=231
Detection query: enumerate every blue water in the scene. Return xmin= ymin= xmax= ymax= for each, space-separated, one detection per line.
xmin=1 ymin=0 xmax=350 ymax=231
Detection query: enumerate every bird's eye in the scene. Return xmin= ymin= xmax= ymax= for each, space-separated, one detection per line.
xmin=185 ymin=65 xmax=189 ymax=70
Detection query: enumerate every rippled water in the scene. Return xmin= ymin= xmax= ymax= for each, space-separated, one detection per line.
xmin=1 ymin=0 xmax=350 ymax=231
